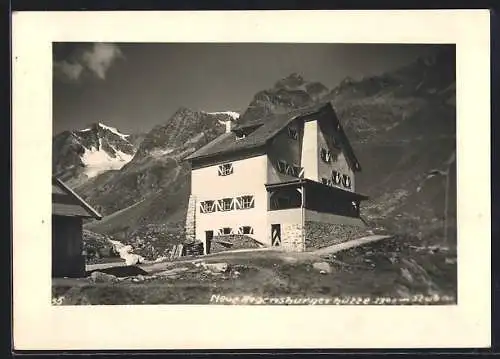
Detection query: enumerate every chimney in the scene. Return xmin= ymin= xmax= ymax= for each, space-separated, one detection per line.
xmin=225 ymin=121 xmax=233 ymax=133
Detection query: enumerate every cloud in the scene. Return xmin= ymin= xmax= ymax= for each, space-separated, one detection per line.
xmin=54 ymin=61 xmax=84 ymax=81
xmin=54 ymin=43 xmax=124 ymax=82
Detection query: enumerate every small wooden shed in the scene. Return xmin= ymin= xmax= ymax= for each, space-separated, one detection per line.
xmin=52 ymin=176 xmax=102 ymax=278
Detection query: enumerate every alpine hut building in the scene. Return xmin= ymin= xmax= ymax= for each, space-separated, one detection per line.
xmin=184 ymin=102 xmax=369 ymax=254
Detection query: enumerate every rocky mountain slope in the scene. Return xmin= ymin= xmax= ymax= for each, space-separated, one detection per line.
xmin=54 ymin=45 xmax=456 ymax=249
xmin=76 ymin=108 xmax=240 ymax=240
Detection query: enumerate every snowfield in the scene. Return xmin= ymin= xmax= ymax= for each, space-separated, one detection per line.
xmin=81 ymin=139 xmax=134 ymax=178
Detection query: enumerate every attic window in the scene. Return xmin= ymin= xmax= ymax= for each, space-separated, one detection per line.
xmin=238 ymin=226 xmax=254 ymax=235
xmin=287 ymin=127 xmax=298 ymax=140
xmin=218 ymin=163 xmax=233 ymax=176
xmin=277 ymin=160 xmax=287 ymax=174
xmin=320 ymin=148 xmax=332 ymax=163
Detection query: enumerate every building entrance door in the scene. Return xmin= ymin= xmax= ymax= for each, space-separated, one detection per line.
xmin=205 ymin=230 xmax=214 ymax=254
xmin=271 ymin=224 xmax=281 ymax=247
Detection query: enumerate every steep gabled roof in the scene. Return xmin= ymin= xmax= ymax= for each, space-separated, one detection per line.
xmin=185 ymin=102 xmax=362 ymax=172
xmin=52 ymin=177 xmax=102 ymax=219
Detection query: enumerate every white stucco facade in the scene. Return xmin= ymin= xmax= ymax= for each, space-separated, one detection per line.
xmin=191 ymin=155 xmax=269 ymax=249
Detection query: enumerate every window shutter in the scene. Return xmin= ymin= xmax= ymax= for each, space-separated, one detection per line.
xmin=298 ymin=167 xmax=304 ymax=178
xmin=200 ymin=202 xmax=206 ymax=213
xmin=218 ymin=166 xmax=223 ymax=176
xmin=249 ymin=196 xmax=255 ymax=208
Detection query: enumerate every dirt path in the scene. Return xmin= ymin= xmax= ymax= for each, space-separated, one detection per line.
xmin=138 ymin=235 xmax=394 ymax=273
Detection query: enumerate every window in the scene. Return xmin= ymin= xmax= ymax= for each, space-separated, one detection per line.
xmin=332 ymin=170 xmax=342 ymax=185
xmin=276 ymin=160 xmax=303 ymax=178
xmin=200 ymin=200 xmax=216 ymax=213
xmin=342 ymin=174 xmax=352 ymax=189
xmin=238 ymin=226 xmax=254 ymax=235
xmin=277 ymin=160 xmax=287 ymax=174
xmin=218 ymin=163 xmax=233 ymax=176
xmin=218 ymin=227 xmax=233 ymax=235
xmin=320 ymin=148 xmax=332 ymax=163
xmin=321 ymin=177 xmax=333 ymax=186
xmin=236 ymin=133 xmax=246 ymax=140
xmin=218 ymin=198 xmax=234 ymax=211
xmin=237 ymin=195 xmax=255 ymax=210
xmin=287 ymin=126 xmax=298 ymax=140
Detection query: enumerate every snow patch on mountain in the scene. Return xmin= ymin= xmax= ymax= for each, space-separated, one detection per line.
xmin=81 ymin=139 xmax=134 ymax=178
xmin=204 ymin=111 xmax=240 ymax=120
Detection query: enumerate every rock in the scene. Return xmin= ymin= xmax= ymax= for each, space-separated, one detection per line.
xmin=89 ymin=271 xmax=117 ymax=283
xmin=157 ymin=267 xmax=189 ymax=277
xmin=312 ymin=262 xmax=332 ymax=274
xmin=203 ymin=262 xmax=229 ymax=273
xmin=125 ymin=254 xmax=143 ymax=266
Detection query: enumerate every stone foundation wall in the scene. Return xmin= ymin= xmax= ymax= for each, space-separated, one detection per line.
xmin=281 ymin=223 xmax=305 ymax=252
xmin=185 ymin=195 xmax=196 ymax=241
xmin=304 ymin=221 xmax=370 ymax=250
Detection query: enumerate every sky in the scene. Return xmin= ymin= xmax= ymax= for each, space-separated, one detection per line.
xmin=53 ymin=43 xmax=438 ymax=135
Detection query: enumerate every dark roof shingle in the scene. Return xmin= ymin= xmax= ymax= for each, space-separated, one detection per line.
xmin=185 ymin=102 xmax=361 ymax=171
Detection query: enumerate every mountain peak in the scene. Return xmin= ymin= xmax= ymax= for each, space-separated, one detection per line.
xmin=275 ymin=72 xmax=305 ymax=89
xmin=76 ymin=122 xmax=130 ymax=140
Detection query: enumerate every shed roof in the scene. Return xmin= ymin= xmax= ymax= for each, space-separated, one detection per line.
xmin=52 ymin=177 xmax=102 ymax=219
xmin=184 ymin=102 xmax=362 ymax=171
